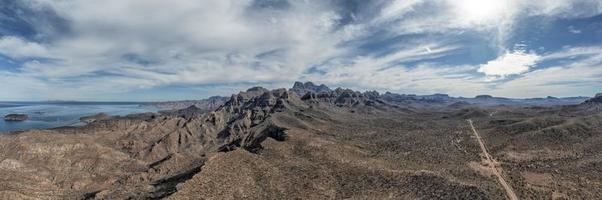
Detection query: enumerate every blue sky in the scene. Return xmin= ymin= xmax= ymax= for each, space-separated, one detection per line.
xmin=0 ymin=0 xmax=601 ymax=101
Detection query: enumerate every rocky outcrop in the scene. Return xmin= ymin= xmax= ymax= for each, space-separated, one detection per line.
xmin=4 ymin=114 xmax=28 ymax=121
xmin=291 ymin=81 xmax=331 ymax=96
xmin=297 ymin=85 xmax=387 ymax=108
xmin=213 ymin=87 xmax=298 ymax=152
xmin=563 ymin=93 xmax=602 ymax=115
xmin=584 ymin=93 xmax=602 ymax=104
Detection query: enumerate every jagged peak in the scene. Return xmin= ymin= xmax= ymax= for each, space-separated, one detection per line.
xmin=184 ymin=105 xmax=200 ymax=109
xmin=232 ymin=87 xmax=269 ymax=100
xmin=291 ymin=81 xmax=332 ymax=96
xmin=222 ymin=87 xmax=300 ymax=112
xmin=363 ymin=90 xmax=380 ymax=98
xmin=247 ymin=86 xmax=269 ymax=92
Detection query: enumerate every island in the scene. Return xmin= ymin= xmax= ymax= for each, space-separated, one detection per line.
xmin=4 ymin=114 xmax=28 ymax=121
xmin=79 ymin=113 xmax=109 ymax=123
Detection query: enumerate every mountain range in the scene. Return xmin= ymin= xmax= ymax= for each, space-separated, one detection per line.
xmin=0 ymin=82 xmax=600 ymax=199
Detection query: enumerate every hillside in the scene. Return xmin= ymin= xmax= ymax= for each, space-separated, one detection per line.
xmin=0 ymin=82 xmax=600 ymax=199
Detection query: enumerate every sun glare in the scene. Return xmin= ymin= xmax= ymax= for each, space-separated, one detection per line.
xmin=454 ymin=0 xmax=508 ymax=24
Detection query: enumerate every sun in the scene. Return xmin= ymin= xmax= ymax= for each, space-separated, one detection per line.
xmin=453 ymin=0 xmax=508 ymax=24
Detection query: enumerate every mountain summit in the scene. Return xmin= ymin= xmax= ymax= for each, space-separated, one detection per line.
xmin=291 ymin=81 xmax=332 ymax=96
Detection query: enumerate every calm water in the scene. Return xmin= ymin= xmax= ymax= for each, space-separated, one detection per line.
xmin=0 ymin=102 xmax=159 ymax=133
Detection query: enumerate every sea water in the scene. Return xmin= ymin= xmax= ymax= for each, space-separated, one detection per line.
xmin=0 ymin=102 xmax=159 ymax=133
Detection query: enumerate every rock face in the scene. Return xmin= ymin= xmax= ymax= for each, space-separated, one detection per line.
xmin=296 ymin=84 xmax=386 ymax=108
xmin=4 ymin=114 xmax=28 ymax=121
xmin=291 ymin=81 xmax=331 ymax=96
xmin=212 ymin=87 xmax=297 ymax=152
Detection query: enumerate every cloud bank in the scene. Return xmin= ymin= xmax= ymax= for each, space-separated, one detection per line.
xmin=0 ymin=0 xmax=601 ymax=100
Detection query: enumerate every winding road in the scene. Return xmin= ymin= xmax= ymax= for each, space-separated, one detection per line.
xmin=468 ymin=119 xmax=519 ymax=200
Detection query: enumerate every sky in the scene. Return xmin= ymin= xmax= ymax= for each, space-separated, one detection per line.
xmin=0 ymin=0 xmax=601 ymax=101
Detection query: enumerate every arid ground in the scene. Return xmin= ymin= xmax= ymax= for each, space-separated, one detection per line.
xmin=0 ymin=82 xmax=600 ymax=199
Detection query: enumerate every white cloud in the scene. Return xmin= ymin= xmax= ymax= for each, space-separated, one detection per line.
xmin=2 ymin=0 xmax=350 ymax=84
xmin=302 ymin=42 xmax=488 ymax=95
xmin=375 ymin=0 xmax=424 ymax=23
xmin=0 ymin=36 xmax=48 ymax=59
xmin=493 ymin=47 xmax=602 ymax=97
xmin=542 ymin=46 xmax=602 ymax=60
xmin=384 ymin=0 xmax=602 ymax=50
xmin=0 ymin=0 xmax=601 ymax=100
xmin=478 ymin=50 xmax=540 ymax=77
xmin=568 ymin=25 xmax=582 ymax=34
xmin=0 ymin=71 xmax=48 ymax=100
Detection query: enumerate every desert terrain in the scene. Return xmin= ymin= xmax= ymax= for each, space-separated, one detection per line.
xmin=0 ymin=82 xmax=600 ymax=199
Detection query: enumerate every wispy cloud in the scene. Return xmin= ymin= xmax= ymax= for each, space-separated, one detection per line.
xmin=0 ymin=0 xmax=600 ymax=100
xmin=0 ymin=36 xmax=48 ymax=59
xmin=494 ymin=46 xmax=602 ymax=97
xmin=568 ymin=25 xmax=582 ymax=34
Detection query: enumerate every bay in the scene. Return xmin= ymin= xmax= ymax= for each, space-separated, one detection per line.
xmin=0 ymin=102 xmax=159 ymax=133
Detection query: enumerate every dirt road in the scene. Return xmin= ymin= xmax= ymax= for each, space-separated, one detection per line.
xmin=468 ymin=119 xmax=519 ymax=200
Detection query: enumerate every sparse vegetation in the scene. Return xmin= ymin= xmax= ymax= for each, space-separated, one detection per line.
xmin=0 ymin=82 xmax=600 ymax=199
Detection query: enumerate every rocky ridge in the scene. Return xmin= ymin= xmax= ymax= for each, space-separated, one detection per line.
xmin=149 ymin=96 xmax=229 ymax=111
xmin=584 ymin=93 xmax=602 ymax=104
xmin=0 ymin=86 xmax=308 ymax=199
xmin=0 ymin=82 xmax=600 ymax=199
xmin=290 ymin=81 xmax=331 ymax=96
xmin=0 ymin=83 xmax=407 ymax=199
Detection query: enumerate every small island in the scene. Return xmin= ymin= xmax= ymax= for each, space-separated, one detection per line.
xmin=4 ymin=114 xmax=28 ymax=121
xmin=79 ymin=113 xmax=109 ymax=123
